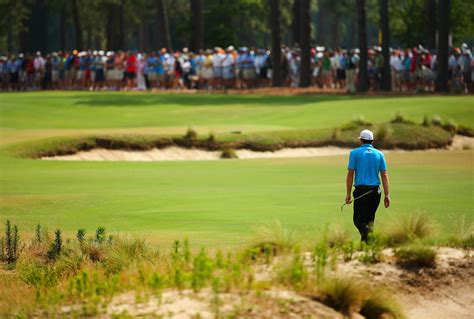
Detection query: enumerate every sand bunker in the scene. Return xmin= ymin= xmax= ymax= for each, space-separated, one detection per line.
xmin=42 ymin=146 xmax=350 ymax=161
xmin=41 ymin=135 xmax=473 ymax=162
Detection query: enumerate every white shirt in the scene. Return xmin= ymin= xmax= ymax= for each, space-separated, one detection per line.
xmin=212 ymin=53 xmax=225 ymax=67
xmin=390 ymin=56 xmax=403 ymax=71
xmin=221 ymin=54 xmax=234 ymax=67
xmin=34 ymin=57 xmax=45 ymax=70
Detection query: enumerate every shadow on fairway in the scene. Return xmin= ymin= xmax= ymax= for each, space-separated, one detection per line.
xmin=71 ymin=93 xmax=357 ymax=108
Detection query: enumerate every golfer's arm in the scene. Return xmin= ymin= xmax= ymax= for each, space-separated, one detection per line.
xmin=381 ymin=171 xmax=390 ymax=196
xmin=346 ymin=170 xmax=354 ymax=196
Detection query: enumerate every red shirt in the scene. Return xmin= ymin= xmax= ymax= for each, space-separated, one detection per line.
xmin=126 ymin=55 xmax=137 ymax=73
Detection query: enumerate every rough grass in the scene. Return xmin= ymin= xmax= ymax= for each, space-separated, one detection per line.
xmin=7 ymin=121 xmax=454 ymax=159
xmin=360 ymin=288 xmax=405 ymax=319
xmin=394 ymin=244 xmax=437 ymax=268
xmin=384 ymin=212 xmax=436 ymax=246
xmin=317 ymin=276 xmax=366 ymax=315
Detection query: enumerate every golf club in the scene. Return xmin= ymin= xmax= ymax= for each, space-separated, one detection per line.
xmin=340 ymin=189 xmax=374 ymax=212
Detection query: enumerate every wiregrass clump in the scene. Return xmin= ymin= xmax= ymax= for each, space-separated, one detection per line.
xmin=360 ymin=288 xmax=405 ymax=319
xmin=220 ymin=147 xmax=238 ymax=159
xmin=390 ymin=112 xmax=414 ymax=124
xmin=384 ymin=212 xmax=436 ymax=246
xmin=317 ymin=276 xmax=365 ymax=315
xmin=394 ymin=244 xmax=437 ymax=268
xmin=317 ymin=276 xmax=404 ymax=318
xmin=248 ymin=221 xmax=298 ymax=260
xmin=341 ymin=116 xmax=373 ymax=131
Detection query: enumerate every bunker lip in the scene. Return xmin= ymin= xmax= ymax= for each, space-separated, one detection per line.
xmin=41 ymin=135 xmax=472 ymax=161
xmin=41 ymin=146 xmax=351 ymax=161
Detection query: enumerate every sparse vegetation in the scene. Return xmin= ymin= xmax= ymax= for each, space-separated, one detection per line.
xmin=391 ymin=112 xmax=414 ymax=124
xmin=184 ymin=127 xmax=198 ymax=142
xmin=395 ymin=244 xmax=437 ymax=268
xmin=360 ymin=288 xmax=405 ymax=319
xmin=376 ymin=124 xmax=391 ymax=142
xmin=385 ymin=212 xmax=436 ymax=246
xmin=318 ymin=276 xmax=365 ymax=315
xmin=340 ymin=116 xmax=373 ymax=131
xmin=220 ymin=147 xmax=238 ymax=159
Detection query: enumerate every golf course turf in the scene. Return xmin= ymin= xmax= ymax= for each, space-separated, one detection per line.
xmin=0 ymin=92 xmax=473 ymax=247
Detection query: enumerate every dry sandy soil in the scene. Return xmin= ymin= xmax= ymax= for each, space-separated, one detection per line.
xmin=60 ymin=247 xmax=473 ymax=318
xmin=43 ymin=135 xmax=473 ymax=162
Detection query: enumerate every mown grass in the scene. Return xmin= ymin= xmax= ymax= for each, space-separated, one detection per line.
xmin=0 ymin=92 xmax=473 ymax=246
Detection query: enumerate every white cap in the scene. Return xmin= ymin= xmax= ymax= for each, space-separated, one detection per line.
xmin=359 ymin=129 xmax=374 ymax=141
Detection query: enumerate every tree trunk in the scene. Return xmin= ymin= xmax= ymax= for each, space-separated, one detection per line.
xmin=71 ymin=0 xmax=83 ymax=50
xmin=59 ymin=2 xmax=67 ymax=50
xmin=156 ymin=0 xmax=172 ymax=51
xmin=270 ymin=0 xmax=283 ymax=87
xmin=379 ymin=0 xmax=391 ymax=91
xmin=316 ymin=1 xmax=329 ymax=46
xmin=330 ymin=13 xmax=340 ymax=48
xmin=356 ymin=0 xmax=368 ymax=92
xmin=190 ymin=0 xmax=203 ymax=52
xmin=292 ymin=0 xmax=301 ymax=46
xmin=436 ymin=0 xmax=450 ymax=92
xmin=118 ymin=0 xmax=125 ymax=49
xmin=424 ymin=0 xmax=437 ymax=49
xmin=299 ymin=0 xmax=311 ymax=87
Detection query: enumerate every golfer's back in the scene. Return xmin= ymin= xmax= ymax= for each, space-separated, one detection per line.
xmin=348 ymin=144 xmax=386 ymax=187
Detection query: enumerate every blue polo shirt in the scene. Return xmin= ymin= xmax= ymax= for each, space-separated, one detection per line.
xmin=348 ymin=144 xmax=387 ymax=186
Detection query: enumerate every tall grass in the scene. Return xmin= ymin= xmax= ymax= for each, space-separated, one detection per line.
xmin=317 ymin=276 xmax=365 ymax=315
xmin=394 ymin=244 xmax=437 ymax=268
xmin=360 ymin=288 xmax=405 ymax=319
xmin=249 ymin=220 xmax=298 ymax=259
xmin=384 ymin=212 xmax=436 ymax=246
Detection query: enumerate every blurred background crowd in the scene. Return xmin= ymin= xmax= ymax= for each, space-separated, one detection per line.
xmin=1 ymin=44 xmax=473 ymax=93
xmin=0 ymin=0 xmax=472 ymax=93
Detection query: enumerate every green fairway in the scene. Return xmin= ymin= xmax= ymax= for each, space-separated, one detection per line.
xmin=0 ymin=92 xmax=473 ymax=247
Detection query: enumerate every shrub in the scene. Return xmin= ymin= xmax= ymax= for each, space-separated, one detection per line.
xmin=442 ymin=119 xmax=458 ymax=134
xmin=76 ymin=229 xmax=86 ymax=244
xmin=47 ymin=229 xmax=63 ymax=261
xmin=220 ymin=148 xmax=238 ymax=159
xmin=332 ymin=128 xmax=341 ymax=139
xmin=430 ymin=115 xmax=442 ymax=127
xmin=395 ymin=244 xmax=437 ymax=268
xmin=385 ymin=212 xmax=435 ymax=246
xmin=207 ymin=132 xmax=216 ymax=143
xmin=4 ymin=220 xmax=19 ymax=264
xmin=390 ymin=112 xmax=414 ymax=124
xmin=422 ymin=115 xmax=431 ymax=127
xmin=376 ymin=125 xmax=391 ymax=142
xmin=184 ymin=127 xmax=198 ymax=141
xmin=95 ymin=227 xmax=106 ymax=244
xmin=318 ymin=276 xmax=365 ymax=315
xmin=341 ymin=116 xmax=372 ymax=131
xmin=35 ymin=224 xmax=42 ymax=244
xmin=360 ymin=288 xmax=405 ymax=319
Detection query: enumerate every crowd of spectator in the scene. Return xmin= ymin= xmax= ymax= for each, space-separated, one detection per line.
xmin=1 ymin=44 xmax=473 ymax=93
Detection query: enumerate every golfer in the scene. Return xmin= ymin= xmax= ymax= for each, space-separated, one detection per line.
xmin=345 ymin=129 xmax=390 ymax=242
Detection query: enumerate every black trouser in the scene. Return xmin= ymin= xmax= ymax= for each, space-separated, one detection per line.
xmin=353 ymin=186 xmax=381 ymax=242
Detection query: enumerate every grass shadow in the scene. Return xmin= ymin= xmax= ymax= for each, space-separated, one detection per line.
xmin=71 ymin=93 xmax=357 ymax=108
